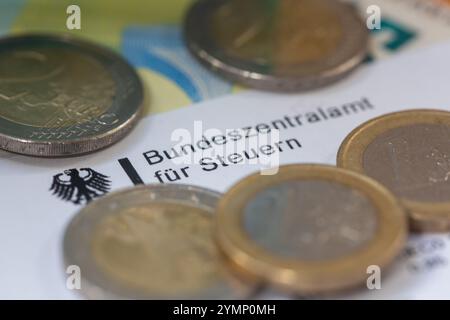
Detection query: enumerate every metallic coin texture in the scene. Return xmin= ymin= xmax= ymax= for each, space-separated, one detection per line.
xmin=243 ymin=180 xmax=377 ymax=261
xmin=184 ymin=0 xmax=368 ymax=92
xmin=364 ymin=124 xmax=450 ymax=203
xmin=64 ymin=184 xmax=253 ymax=299
xmin=0 ymin=34 xmax=143 ymax=157
xmin=216 ymin=164 xmax=407 ymax=294
xmin=337 ymin=109 xmax=450 ymax=232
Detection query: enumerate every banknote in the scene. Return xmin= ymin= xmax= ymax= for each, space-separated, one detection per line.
xmin=1 ymin=0 xmax=450 ymax=115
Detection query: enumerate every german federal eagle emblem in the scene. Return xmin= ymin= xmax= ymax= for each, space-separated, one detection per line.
xmin=50 ymin=168 xmax=111 ymax=205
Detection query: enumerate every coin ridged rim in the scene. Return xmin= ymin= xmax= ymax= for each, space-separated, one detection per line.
xmin=0 ymin=33 xmax=144 ymax=157
xmin=216 ymin=164 xmax=407 ymax=294
xmin=337 ymin=109 xmax=450 ymax=232
xmin=184 ymin=0 xmax=369 ymax=92
xmin=63 ymin=183 xmax=255 ymax=300
xmin=0 ymin=108 xmax=142 ymax=157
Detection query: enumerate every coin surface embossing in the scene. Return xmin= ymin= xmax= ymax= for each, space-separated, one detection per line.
xmin=0 ymin=34 xmax=143 ymax=156
xmin=338 ymin=109 xmax=450 ymax=231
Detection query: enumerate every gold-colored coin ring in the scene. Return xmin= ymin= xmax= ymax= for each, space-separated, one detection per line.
xmin=216 ymin=164 xmax=407 ymax=294
xmin=337 ymin=109 xmax=450 ymax=232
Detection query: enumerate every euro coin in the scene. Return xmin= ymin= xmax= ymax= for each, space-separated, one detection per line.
xmin=216 ymin=164 xmax=407 ymax=294
xmin=63 ymin=184 xmax=254 ymax=299
xmin=338 ymin=109 xmax=450 ymax=232
xmin=0 ymin=34 xmax=143 ymax=157
xmin=184 ymin=0 xmax=368 ymax=92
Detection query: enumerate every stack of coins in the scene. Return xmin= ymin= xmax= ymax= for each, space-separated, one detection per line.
xmin=0 ymin=34 xmax=144 ymax=157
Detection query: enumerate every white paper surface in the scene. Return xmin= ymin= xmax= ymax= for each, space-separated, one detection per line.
xmin=2 ymin=40 xmax=450 ymax=299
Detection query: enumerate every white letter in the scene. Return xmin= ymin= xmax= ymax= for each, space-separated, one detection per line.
xmin=66 ymin=265 xmax=81 ymax=290
xmin=366 ymin=5 xmax=381 ymax=30
xmin=66 ymin=5 xmax=81 ymax=30
xmin=366 ymin=265 xmax=381 ymax=290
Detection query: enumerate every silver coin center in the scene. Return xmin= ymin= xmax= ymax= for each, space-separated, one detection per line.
xmin=243 ymin=180 xmax=378 ymax=261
